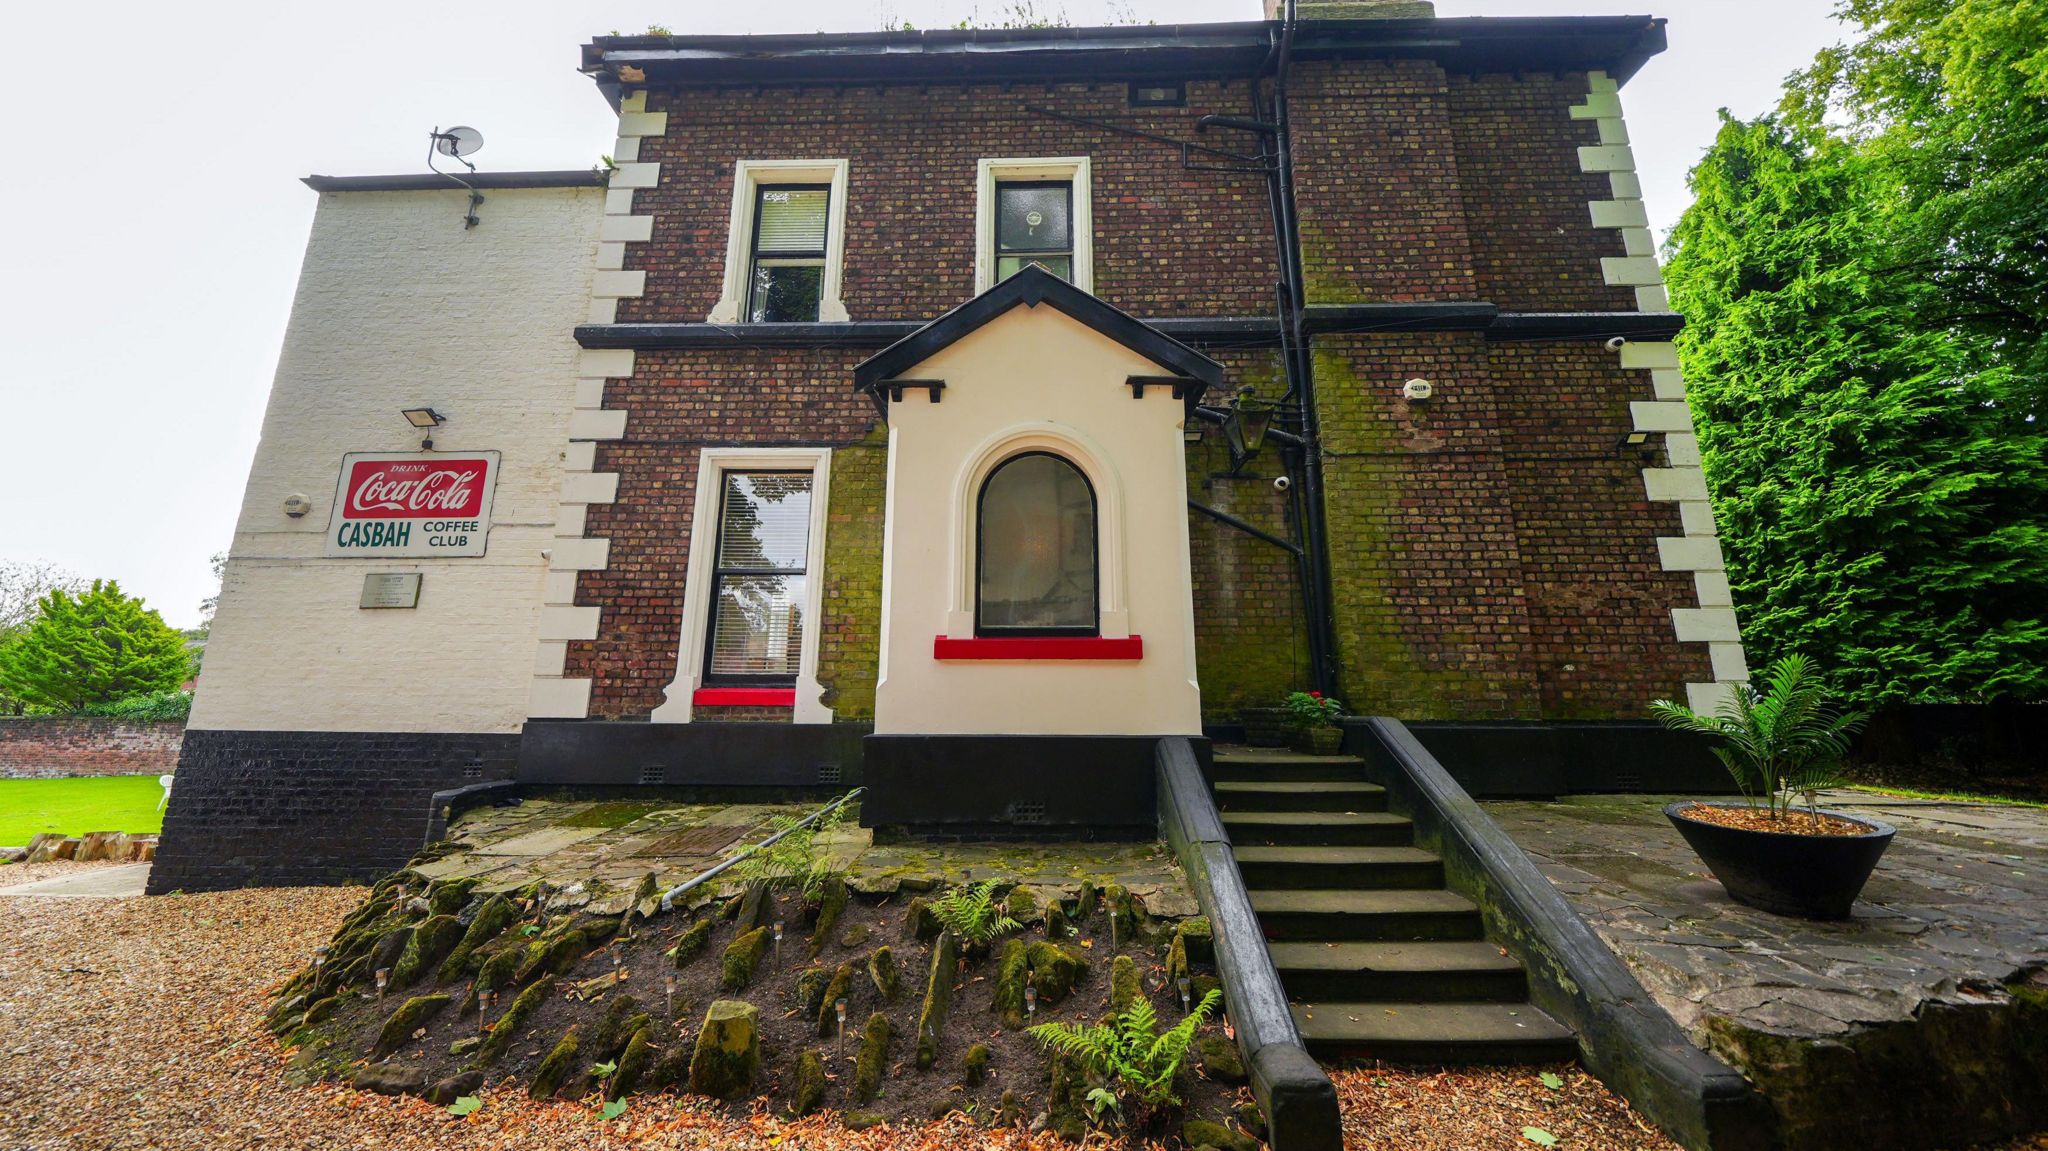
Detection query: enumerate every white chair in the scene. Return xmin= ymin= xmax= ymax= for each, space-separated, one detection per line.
xmin=158 ymin=774 xmax=175 ymax=812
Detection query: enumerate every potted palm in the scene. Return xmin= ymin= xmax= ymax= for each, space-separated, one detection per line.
xmin=1282 ymin=691 xmax=1345 ymax=756
xmin=1651 ymin=655 xmax=1889 ymax=919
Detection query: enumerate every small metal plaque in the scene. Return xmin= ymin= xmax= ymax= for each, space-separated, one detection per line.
xmin=359 ymin=572 xmax=422 ymax=609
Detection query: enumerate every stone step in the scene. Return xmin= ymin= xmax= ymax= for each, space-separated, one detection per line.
xmin=1215 ymin=780 xmax=1389 ymax=814
xmin=1221 ymin=811 xmax=1414 ymax=847
xmin=1209 ymin=750 xmax=1370 ymax=783
xmin=1267 ymin=940 xmax=1527 ymax=1002
xmin=1250 ymin=888 xmax=1483 ymax=942
xmin=1290 ymin=1000 xmax=1576 ymax=1064
xmin=1233 ymin=845 xmax=1442 ymax=890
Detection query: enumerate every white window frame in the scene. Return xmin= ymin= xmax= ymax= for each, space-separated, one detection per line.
xmin=652 ymin=447 xmax=834 ymax=724
xmin=707 ymin=159 xmax=851 ymax=324
xmin=975 ymin=157 xmax=1093 ymax=296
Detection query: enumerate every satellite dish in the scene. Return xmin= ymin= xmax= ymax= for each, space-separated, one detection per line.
xmin=435 ymin=126 xmax=484 ymax=158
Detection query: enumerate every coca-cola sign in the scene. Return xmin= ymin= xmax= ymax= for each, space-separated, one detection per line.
xmin=325 ymin=451 xmax=499 ymax=558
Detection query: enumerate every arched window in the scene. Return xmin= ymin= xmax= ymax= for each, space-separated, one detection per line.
xmin=976 ymin=452 xmax=1099 ymax=635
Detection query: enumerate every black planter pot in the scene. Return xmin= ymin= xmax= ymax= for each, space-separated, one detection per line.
xmin=1665 ymin=801 xmax=1896 ymax=920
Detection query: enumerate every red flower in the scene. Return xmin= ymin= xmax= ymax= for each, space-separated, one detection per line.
xmin=1309 ymin=692 xmax=1322 ymax=698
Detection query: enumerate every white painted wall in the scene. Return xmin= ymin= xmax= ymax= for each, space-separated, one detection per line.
xmin=192 ymin=185 xmax=604 ymax=733
xmin=873 ymin=304 xmax=1203 ymax=736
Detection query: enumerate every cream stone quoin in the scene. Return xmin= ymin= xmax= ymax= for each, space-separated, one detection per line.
xmin=870 ymin=290 xmax=1205 ymax=738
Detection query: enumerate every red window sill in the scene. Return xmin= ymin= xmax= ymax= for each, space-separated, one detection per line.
xmin=932 ymin=635 xmax=1144 ymax=661
xmin=692 ymin=687 xmax=796 ymax=707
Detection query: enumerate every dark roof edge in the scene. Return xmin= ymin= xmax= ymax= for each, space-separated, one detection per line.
xmin=852 ymin=266 xmax=1224 ymax=413
xmin=302 ymin=172 xmax=608 ymax=193
xmin=584 ymin=15 xmax=1668 ymax=88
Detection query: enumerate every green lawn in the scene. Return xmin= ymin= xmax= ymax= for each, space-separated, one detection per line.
xmin=0 ymin=775 xmax=167 ymax=846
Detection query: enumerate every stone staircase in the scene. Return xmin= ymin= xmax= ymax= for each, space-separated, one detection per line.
xmin=1213 ymin=748 xmax=1576 ymax=1064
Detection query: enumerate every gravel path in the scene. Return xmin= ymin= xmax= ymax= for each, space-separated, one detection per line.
xmin=11 ymin=865 xmax=2030 ymax=1151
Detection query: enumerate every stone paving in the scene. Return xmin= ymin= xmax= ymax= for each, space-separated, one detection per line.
xmin=410 ymin=793 xmax=1197 ymax=918
xmin=1487 ymin=790 xmax=2048 ymax=1038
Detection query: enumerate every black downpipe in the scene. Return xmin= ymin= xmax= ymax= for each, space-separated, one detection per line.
xmin=1268 ymin=1 xmax=1343 ymax=698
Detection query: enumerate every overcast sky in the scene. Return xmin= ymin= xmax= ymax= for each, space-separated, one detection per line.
xmin=0 ymin=0 xmax=1846 ymax=628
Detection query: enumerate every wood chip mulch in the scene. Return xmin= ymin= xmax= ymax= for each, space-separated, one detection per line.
xmin=4 ymin=870 xmax=2042 ymax=1150
xmin=1678 ymin=803 xmax=1872 ymax=836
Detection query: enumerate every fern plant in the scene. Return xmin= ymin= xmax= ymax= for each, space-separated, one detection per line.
xmin=928 ymin=879 xmax=1020 ymax=949
xmin=1030 ymin=988 xmax=1222 ymax=1122
xmin=1651 ymin=654 xmax=1868 ymax=819
xmin=732 ymin=794 xmax=852 ymax=904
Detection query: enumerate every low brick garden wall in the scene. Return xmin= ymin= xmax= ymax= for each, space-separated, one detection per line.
xmin=0 ymin=718 xmax=185 ymax=779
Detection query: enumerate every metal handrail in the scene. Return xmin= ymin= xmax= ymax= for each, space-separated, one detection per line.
xmin=657 ymin=786 xmax=863 ymax=912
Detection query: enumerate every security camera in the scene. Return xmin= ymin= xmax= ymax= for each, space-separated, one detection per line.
xmin=1604 ymin=336 xmax=1629 ymax=352
xmin=1272 ymin=475 xmax=1292 ymax=493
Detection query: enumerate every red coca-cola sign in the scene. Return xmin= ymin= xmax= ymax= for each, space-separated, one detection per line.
xmin=325 ymin=451 xmax=500 ymax=558
xmin=343 ymin=458 xmax=489 ymax=519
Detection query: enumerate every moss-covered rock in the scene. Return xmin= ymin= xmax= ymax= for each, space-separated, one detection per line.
xmin=992 ymin=938 xmax=1029 ymax=1029
xmin=1046 ymin=1051 xmax=1089 ymax=1141
xmin=428 ymin=876 xmax=481 ymax=917
xmin=1165 ymin=932 xmax=1190 ymax=990
xmin=686 ymin=999 xmax=761 ymax=1099
xmin=437 ymin=895 xmax=518 ymax=983
xmin=423 ymin=1069 xmax=483 ymax=1107
xmin=809 ymin=877 xmax=848 ymax=956
xmin=915 ymin=931 xmax=959 ymax=1069
xmin=371 ymin=994 xmax=450 ymax=1060
xmin=300 ymin=994 xmax=339 ymax=1030
xmin=1075 ymin=881 xmax=1101 ymax=921
xmin=513 ymin=927 xmax=589 ymax=986
xmin=529 ymin=1027 xmax=579 ymax=1099
xmin=391 ymin=915 xmax=464 ymax=989
xmin=964 ymin=1043 xmax=991 ymax=1087
xmin=1109 ymin=954 xmax=1142 ymax=1015
xmin=1183 ymin=1118 xmax=1260 ymax=1151
xmin=591 ymin=995 xmax=647 ymax=1059
xmin=736 ymin=880 xmax=771 ymax=933
xmin=795 ymin=965 xmax=831 ymax=1018
xmin=353 ymin=1063 xmax=427 ymax=1096
xmin=1192 ymin=972 xmax=1223 ymax=1008
xmin=905 ymin=896 xmax=941 ymax=941
xmin=367 ymin=925 xmax=413 ymax=982
xmin=995 ymin=1089 xmax=1023 ymax=1127
xmin=868 ymin=946 xmax=902 ymax=1002
xmin=671 ymin=917 xmax=713 ymax=969
xmin=852 ymin=1011 xmax=892 ymax=1104
xmin=1045 ymin=904 xmax=1071 ymax=940
xmin=721 ymin=926 xmax=771 ymax=991
xmin=1176 ymin=916 xmax=1214 ymax=964
xmin=629 ymin=871 xmax=661 ymax=920
xmin=843 ymin=1111 xmax=886 ymax=1132
xmin=477 ymin=976 xmax=554 ymax=1066
xmin=470 ymin=947 xmax=522 ymax=1008
xmin=1026 ymin=941 xmax=1088 ymax=1006
xmin=1195 ymin=1034 xmax=1247 ymax=1084
xmin=1005 ymin=886 xmax=1039 ymax=925
xmin=1104 ymin=884 xmax=1140 ymax=942
xmin=609 ymin=1025 xmax=655 ymax=1100
xmin=645 ymin=1033 xmax=693 ymax=1093
xmin=1234 ymin=1099 xmax=1268 ymax=1140
xmin=818 ymin=962 xmax=857 ymax=1037
xmin=784 ymin=1049 xmax=826 ymax=1116
xmin=840 ymin=922 xmax=872 ymax=949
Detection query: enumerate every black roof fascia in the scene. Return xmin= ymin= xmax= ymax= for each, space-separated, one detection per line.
xmin=575 ymin=306 xmax=1679 ymax=350
xmin=851 ymin=265 xmax=1224 ymax=415
xmin=303 ymin=172 xmax=607 ymax=192
xmin=583 ymin=15 xmax=1667 ymax=90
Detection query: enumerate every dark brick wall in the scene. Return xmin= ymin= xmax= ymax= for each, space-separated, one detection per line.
xmin=0 ymin=718 xmax=183 ymax=779
xmin=1287 ymin=59 xmax=1480 ymax=304
xmin=569 ymin=64 xmax=1712 ymax=725
xmin=1489 ymin=342 xmax=1712 ymax=715
xmin=621 ymin=81 xmax=1279 ymax=323
xmin=147 ymin=729 xmax=518 ymax=893
xmin=1447 ymin=73 xmax=1638 ymax=313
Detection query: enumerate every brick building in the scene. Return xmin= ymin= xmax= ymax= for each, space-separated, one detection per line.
xmin=153 ymin=2 xmax=1747 ymax=891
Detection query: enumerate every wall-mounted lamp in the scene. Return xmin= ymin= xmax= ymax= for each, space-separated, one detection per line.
xmin=1222 ymin=387 xmax=1277 ymax=472
xmin=1402 ymin=378 xmax=1434 ymax=402
xmin=282 ymin=493 xmax=312 ymax=519
xmin=401 ymin=407 xmax=446 ymax=450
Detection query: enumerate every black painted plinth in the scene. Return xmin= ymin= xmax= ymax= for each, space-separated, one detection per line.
xmin=517 ymin=720 xmax=868 ymax=789
xmin=148 ymin=728 xmax=519 ymax=894
xmin=860 ymin=734 xmax=1207 ymax=836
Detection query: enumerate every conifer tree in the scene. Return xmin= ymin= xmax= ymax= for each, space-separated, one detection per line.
xmin=0 ymin=581 xmax=193 ymax=711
